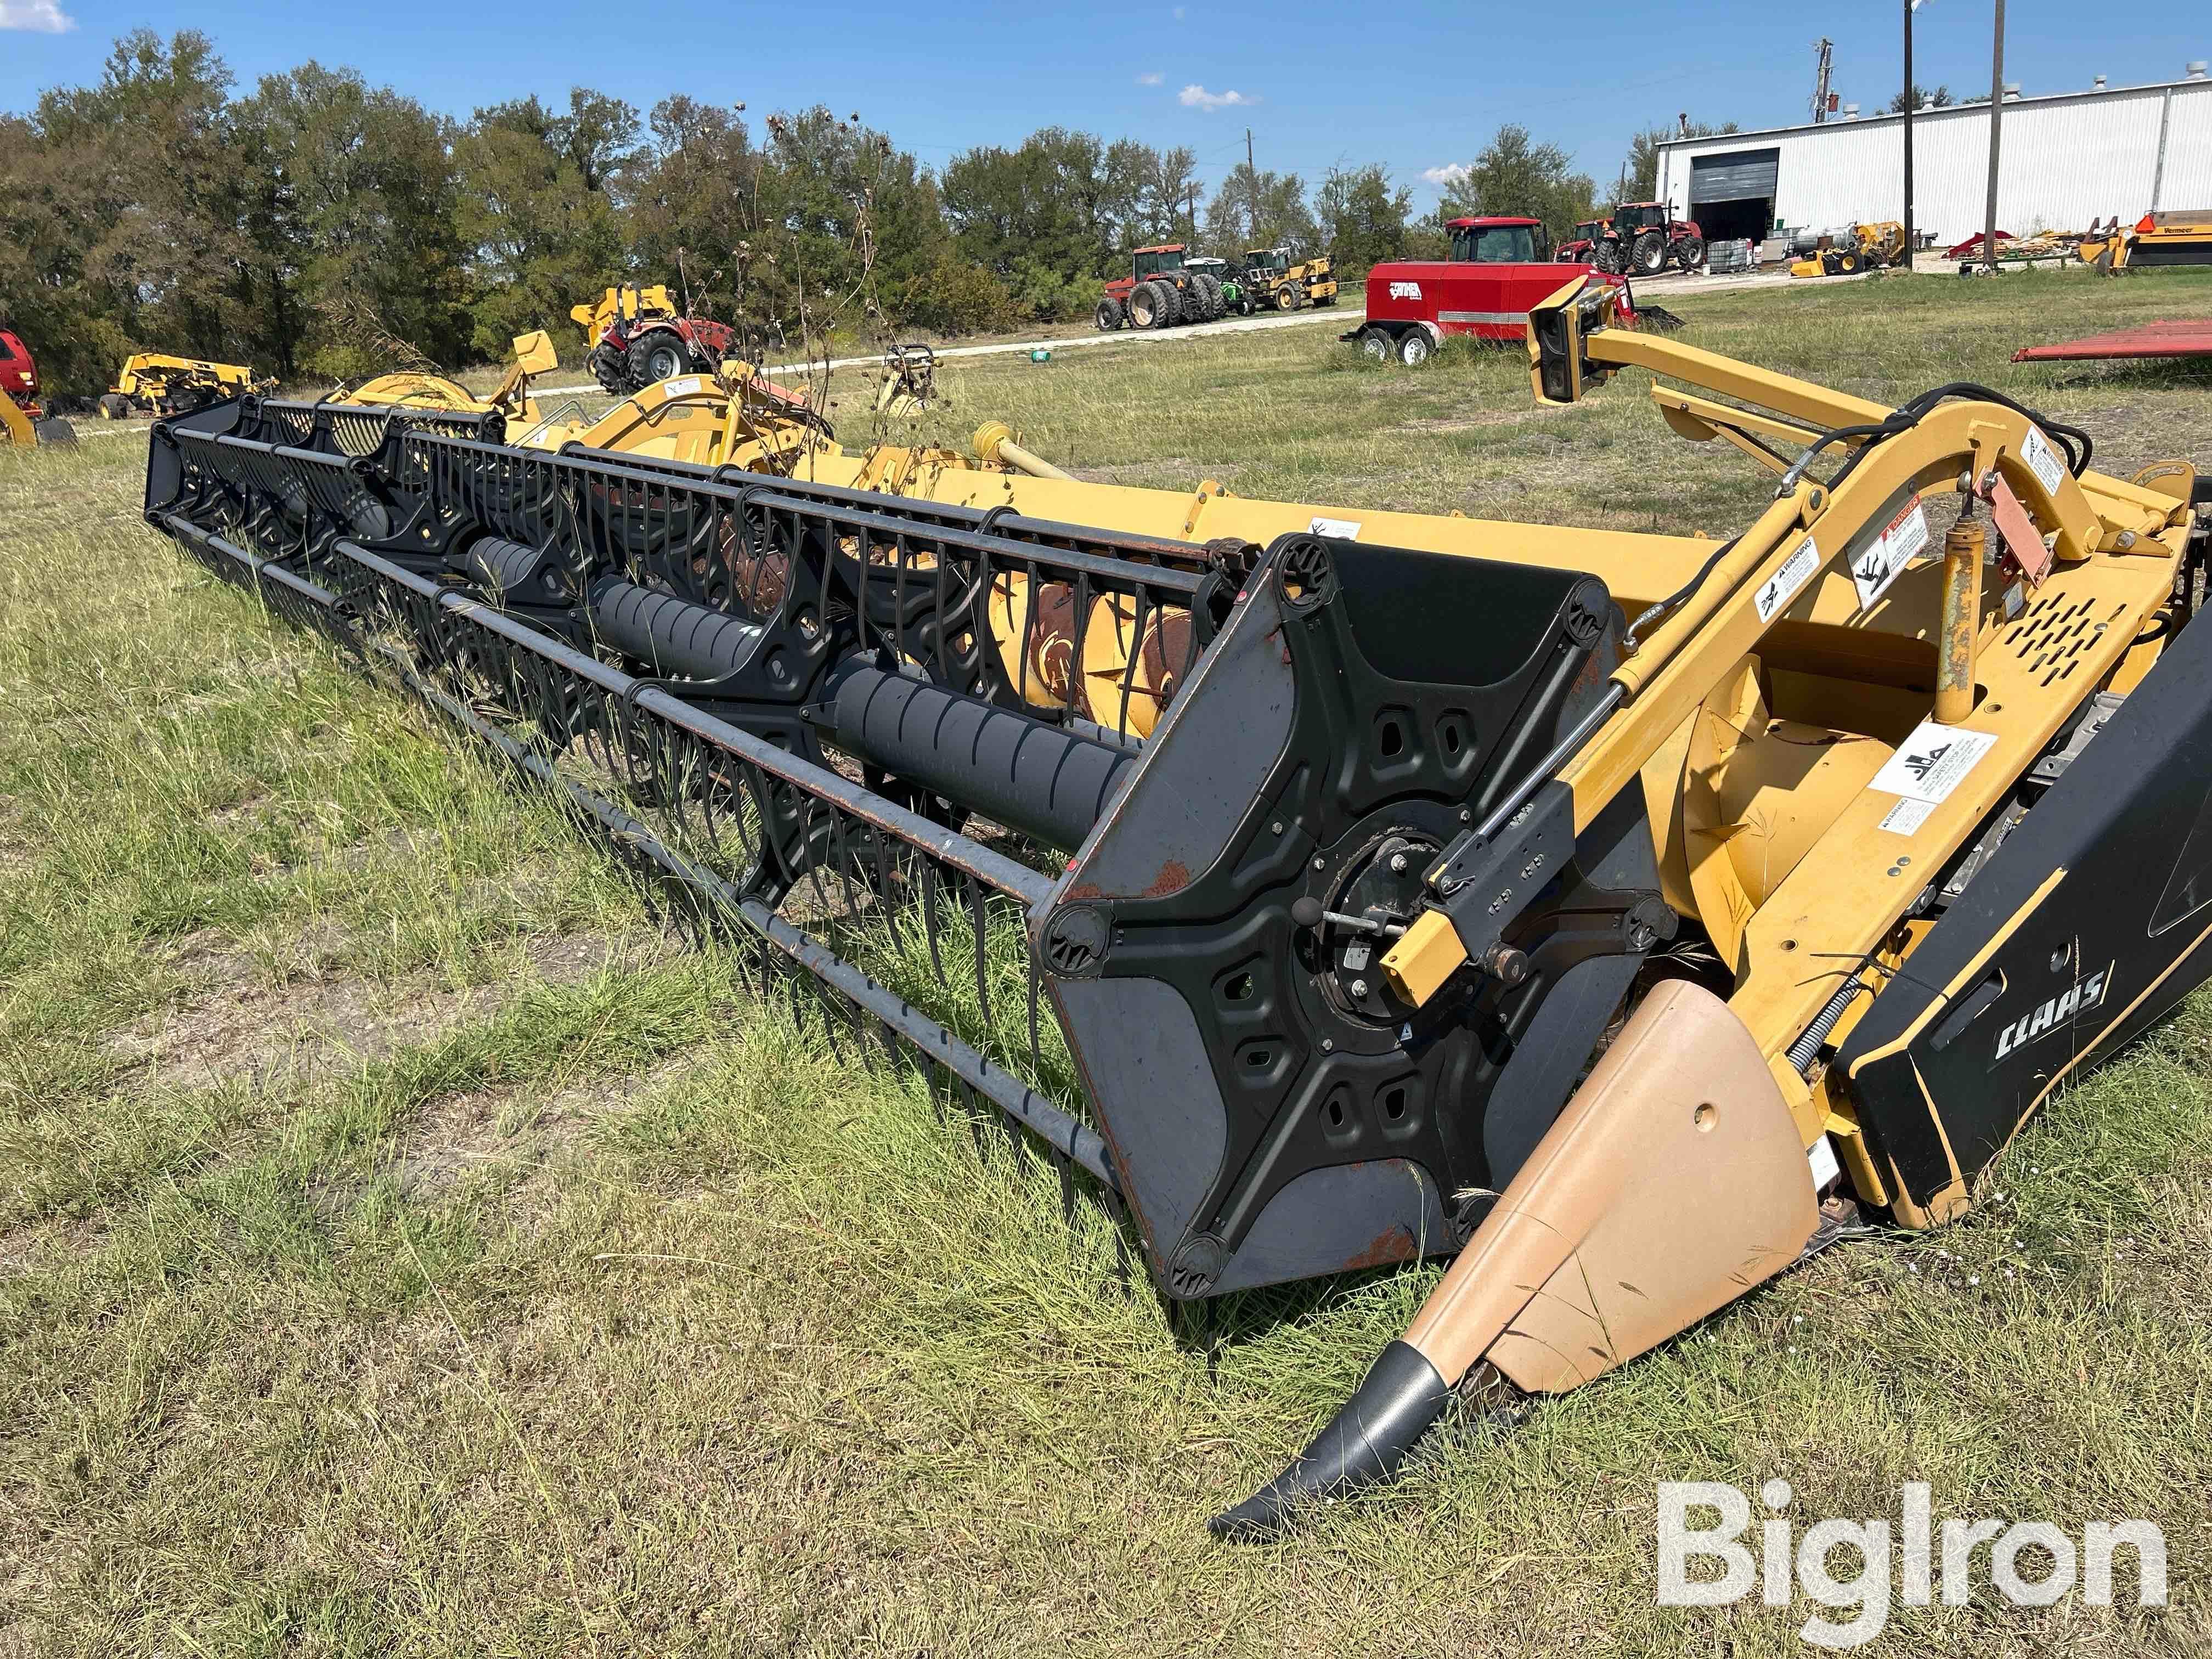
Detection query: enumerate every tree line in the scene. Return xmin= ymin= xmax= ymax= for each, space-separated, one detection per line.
xmin=2 ymin=29 xmax=1698 ymax=395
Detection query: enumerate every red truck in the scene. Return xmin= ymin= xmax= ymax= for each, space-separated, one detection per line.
xmin=1347 ymin=216 xmax=1630 ymax=365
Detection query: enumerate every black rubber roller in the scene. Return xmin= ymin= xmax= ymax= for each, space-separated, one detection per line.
xmin=828 ymin=664 xmax=1134 ymax=852
xmin=463 ymin=535 xmax=566 ymax=605
xmin=588 ymin=578 xmax=763 ymax=681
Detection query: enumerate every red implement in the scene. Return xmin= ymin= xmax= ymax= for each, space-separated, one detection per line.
xmin=2013 ymin=319 xmax=2212 ymax=362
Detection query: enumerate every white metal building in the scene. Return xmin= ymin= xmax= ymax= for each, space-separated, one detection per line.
xmin=1654 ymin=69 xmax=2212 ymax=250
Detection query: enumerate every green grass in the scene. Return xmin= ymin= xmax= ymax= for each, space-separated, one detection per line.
xmin=4 ymin=267 xmax=2212 ymax=1656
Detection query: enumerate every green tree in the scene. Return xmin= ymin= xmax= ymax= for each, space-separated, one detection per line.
xmin=1204 ymin=162 xmax=1317 ymax=255
xmin=1436 ymin=124 xmax=1596 ymax=248
xmin=13 ymin=30 xmax=252 ymax=387
xmin=232 ymin=63 xmax=468 ymax=376
xmin=1315 ymin=163 xmax=1412 ymax=277
xmin=1886 ymin=84 xmax=1954 ymax=113
xmin=455 ymin=89 xmax=636 ymax=357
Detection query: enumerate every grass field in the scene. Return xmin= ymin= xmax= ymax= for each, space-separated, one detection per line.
xmin=5 ymin=267 xmax=2212 ymax=1657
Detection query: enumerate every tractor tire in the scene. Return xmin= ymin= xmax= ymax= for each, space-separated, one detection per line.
xmin=588 ymin=343 xmax=628 ymax=395
xmin=1397 ymin=329 xmax=1434 ymax=366
xmin=32 ymin=417 xmax=76 ymax=445
xmin=1675 ymin=234 xmax=1706 ymax=272
xmin=1192 ymin=274 xmax=1223 ymax=321
xmin=1275 ymin=283 xmax=1301 ymax=312
xmin=97 ymin=393 xmax=129 ymax=420
xmin=1630 ymin=231 xmax=1667 ymax=275
xmin=1126 ymin=283 xmax=1159 ymax=328
xmin=1153 ymin=281 xmax=1185 ymax=328
xmin=630 ymin=330 xmax=691 ymax=388
xmin=1357 ymin=326 xmax=1394 ymax=363
xmin=1593 ymin=239 xmax=1623 ymax=275
xmin=1096 ymin=297 xmax=1126 ymax=331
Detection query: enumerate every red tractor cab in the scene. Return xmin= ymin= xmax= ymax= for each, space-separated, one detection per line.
xmin=1556 ymin=218 xmax=1608 ymax=263
xmin=1 ymin=330 xmax=42 ymax=411
xmin=1348 ymin=216 xmax=1626 ymax=365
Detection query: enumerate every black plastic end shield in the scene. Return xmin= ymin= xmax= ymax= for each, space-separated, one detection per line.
xmin=1043 ymin=534 xmax=1628 ymax=1298
xmin=1843 ymin=610 xmax=2212 ymax=1213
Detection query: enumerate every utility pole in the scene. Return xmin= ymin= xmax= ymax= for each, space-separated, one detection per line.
xmin=1983 ymin=0 xmax=2006 ymax=272
xmin=1903 ymin=1 xmax=1916 ymax=271
xmin=1245 ymin=127 xmax=1255 ymax=175
xmin=1812 ymin=38 xmax=1833 ymax=122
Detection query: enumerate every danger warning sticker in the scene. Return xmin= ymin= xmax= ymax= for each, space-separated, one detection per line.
xmin=1869 ymin=719 xmax=2000 ymax=805
xmin=2022 ymin=425 xmax=2067 ymax=496
xmin=661 ymin=376 xmax=703 ymax=397
xmin=1756 ymin=535 xmax=1820 ymax=623
xmin=1878 ymin=797 xmax=1936 ymax=836
xmin=1852 ymin=497 xmax=1930 ymax=610
xmin=1308 ymin=515 xmax=1362 ymax=540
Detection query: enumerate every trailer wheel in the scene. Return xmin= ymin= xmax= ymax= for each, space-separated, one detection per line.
xmin=1096 ymin=297 xmax=1125 ymax=331
xmin=1356 ymin=327 xmax=1393 ymax=363
xmin=1396 ymin=329 xmax=1433 ymax=366
xmin=97 ymin=393 xmax=129 ymax=420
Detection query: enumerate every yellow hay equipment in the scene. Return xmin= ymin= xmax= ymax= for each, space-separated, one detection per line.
xmin=99 ymin=353 xmax=268 ymax=420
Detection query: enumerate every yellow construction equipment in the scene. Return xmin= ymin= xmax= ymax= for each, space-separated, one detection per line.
xmin=1788 ymin=221 xmax=1908 ymax=278
xmin=1239 ymin=245 xmax=1338 ymax=311
xmin=99 ymin=353 xmax=268 ymax=420
xmin=144 ymin=269 xmax=2210 ymax=1543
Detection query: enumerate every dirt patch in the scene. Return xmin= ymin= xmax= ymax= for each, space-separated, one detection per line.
xmin=105 ymin=930 xmax=655 ymax=1094
xmin=0 ymin=1214 xmax=106 ymax=1280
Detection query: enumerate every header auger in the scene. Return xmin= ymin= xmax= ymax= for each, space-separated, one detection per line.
xmin=142 ymin=274 xmax=2209 ymax=1541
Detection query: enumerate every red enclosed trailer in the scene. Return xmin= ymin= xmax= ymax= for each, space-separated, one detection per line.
xmin=1348 ymin=217 xmax=1631 ymax=364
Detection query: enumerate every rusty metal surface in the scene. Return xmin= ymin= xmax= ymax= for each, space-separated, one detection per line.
xmin=2012 ymin=319 xmax=2212 ymax=362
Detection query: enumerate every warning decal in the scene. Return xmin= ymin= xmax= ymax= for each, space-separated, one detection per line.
xmin=2022 ymin=425 xmax=2067 ymax=496
xmin=1869 ymin=719 xmax=2001 ymax=805
xmin=1756 ymin=536 xmax=1820 ymax=624
xmin=1851 ymin=497 xmax=1931 ymax=610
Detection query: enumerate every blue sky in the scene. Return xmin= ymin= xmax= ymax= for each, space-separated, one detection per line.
xmin=2 ymin=0 xmax=2204 ymax=206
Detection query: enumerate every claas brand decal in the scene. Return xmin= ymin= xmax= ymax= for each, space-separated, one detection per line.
xmin=1994 ymin=963 xmax=2113 ymax=1062
xmin=1388 ymin=281 xmax=1421 ymax=300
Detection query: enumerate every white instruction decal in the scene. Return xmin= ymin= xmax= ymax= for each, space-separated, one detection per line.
xmin=1852 ymin=497 xmax=1930 ymax=610
xmin=2022 ymin=425 xmax=2066 ymax=496
xmin=1387 ymin=281 xmax=1422 ymax=300
xmin=1754 ymin=535 xmax=1820 ymax=624
xmin=1870 ymin=719 xmax=2001 ymax=804
xmin=1308 ymin=515 xmax=1362 ymax=540
xmin=661 ymin=376 xmax=702 ymax=397
xmin=1878 ymin=796 xmax=1937 ymax=836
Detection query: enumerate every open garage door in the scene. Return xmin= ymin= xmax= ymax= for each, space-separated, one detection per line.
xmin=1689 ymin=148 xmax=1780 ymax=245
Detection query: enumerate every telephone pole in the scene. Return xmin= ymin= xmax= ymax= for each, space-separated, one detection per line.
xmin=1812 ymin=38 xmax=1833 ymax=122
xmin=1245 ymin=127 xmax=1255 ymax=174
xmin=1903 ymin=2 xmax=1916 ymax=269
xmin=1983 ymin=0 xmax=2007 ymax=272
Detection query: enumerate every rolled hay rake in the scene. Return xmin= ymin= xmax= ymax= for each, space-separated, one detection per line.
xmin=144 ymin=275 xmax=2212 ymax=1538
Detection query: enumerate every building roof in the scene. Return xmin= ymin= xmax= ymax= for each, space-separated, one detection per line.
xmin=1655 ymin=73 xmax=2211 ymax=153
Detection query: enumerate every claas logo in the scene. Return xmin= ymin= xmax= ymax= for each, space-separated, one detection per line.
xmin=1388 ymin=281 xmax=1422 ymax=300
xmin=1994 ymin=965 xmax=2112 ymax=1060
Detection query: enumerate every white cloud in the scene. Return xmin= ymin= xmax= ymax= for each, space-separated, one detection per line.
xmin=0 ymin=0 xmax=75 ymax=30
xmin=1179 ymin=84 xmax=1259 ymax=112
xmin=1422 ymin=162 xmax=1471 ymax=186
xmin=1136 ymin=71 xmax=1164 ymax=86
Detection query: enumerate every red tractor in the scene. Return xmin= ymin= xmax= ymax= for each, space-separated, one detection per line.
xmin=0 ymin=330 xmax=76 ymax=446
xmin=572 ymin=285 xmax=743 ymax=396
xmin=1593 ymin=202 xmax=1705 ymax=275
xmin=1555 ymin=218 xmax=1609 ymax=263
xmin=1096 ymin=246 xmax=1227 ymax=331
